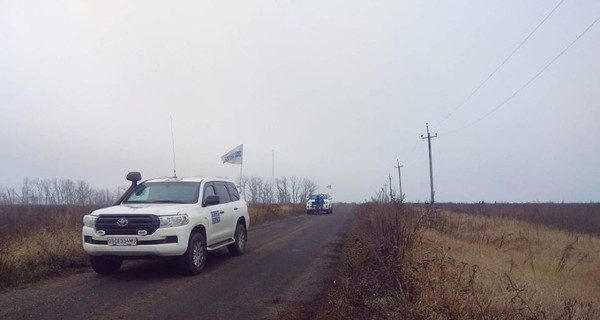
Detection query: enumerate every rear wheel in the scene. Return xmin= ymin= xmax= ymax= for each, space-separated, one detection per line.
xmin=179 ymin=232 xmax=207 ymax=275
xmin=90 ymin=255 xmax=122 ymax=275
xmin=228 ymin=224 xmax=247 ymax=256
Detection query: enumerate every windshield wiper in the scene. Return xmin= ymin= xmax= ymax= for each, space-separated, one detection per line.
xmin=124 ymin=200 xmax=150 ymax=203
xmin=152 ymin=200 xmax=187 ymax=204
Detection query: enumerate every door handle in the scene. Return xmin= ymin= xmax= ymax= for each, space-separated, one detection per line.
xmin=234 ymin=207 xmax=238 ymax=210
xmin=219 ymin=210 xmax=225 ymax=214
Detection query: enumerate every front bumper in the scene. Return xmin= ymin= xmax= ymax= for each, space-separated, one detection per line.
xmin=306 ymin=203 xmax=331 ymax=210
xmin=82 ymin=225 xmax=190 ymax=257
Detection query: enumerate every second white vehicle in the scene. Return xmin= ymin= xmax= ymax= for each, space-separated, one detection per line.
xmin=82 ymin=172 xmax=249 ymax=275
xmin=305 ymin=193 xmax=333 ymax=214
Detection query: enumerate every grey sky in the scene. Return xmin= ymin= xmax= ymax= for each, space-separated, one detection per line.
xmin=1 ymin=0 xmax=599 ymax=203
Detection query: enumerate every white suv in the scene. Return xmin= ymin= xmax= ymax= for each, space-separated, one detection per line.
xmin=82 ymin=172 xmax=249 ymax=275
xmin=305 ymin=193 xmax=333 ymax=214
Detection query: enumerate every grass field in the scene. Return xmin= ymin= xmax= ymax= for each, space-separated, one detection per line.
xmin=437 ymin=202 xmax=600 ymax=236
xmin=0 ymin=203 xmax=303 ymax=289
xmin=314 ymin=203 xmax=600 ymax=319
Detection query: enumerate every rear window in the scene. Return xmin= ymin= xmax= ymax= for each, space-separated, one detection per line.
xmin=124 ymin=182 xmax=200 ymax=204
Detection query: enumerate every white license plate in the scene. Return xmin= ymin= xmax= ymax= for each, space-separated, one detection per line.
xmin=107 ymin=237 xmax=137 ymax=246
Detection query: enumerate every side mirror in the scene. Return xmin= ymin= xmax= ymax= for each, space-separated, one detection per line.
xmin=205 ymin=195 xmax=220 ymax=206
xmin=127 ymin=171 xmax=142 ymax=182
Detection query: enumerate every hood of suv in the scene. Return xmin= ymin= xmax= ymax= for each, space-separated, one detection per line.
xmin=91 ymin=203 xmax=192 ymax=216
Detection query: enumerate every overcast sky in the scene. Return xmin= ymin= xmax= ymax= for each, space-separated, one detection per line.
xmin=1 ymin=0 xmax=599 ymax=203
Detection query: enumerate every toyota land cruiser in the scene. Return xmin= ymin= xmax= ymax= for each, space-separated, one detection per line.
xmin=82 ymin=172 xmax=249 ymax=275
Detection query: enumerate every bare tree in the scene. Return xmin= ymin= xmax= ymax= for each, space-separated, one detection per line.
xmin=275 ymin=177 xmax=291 ymax=204
xmin=246 ymin=176 xmax=264 ymax=204
xmin=300 ymin=178 xmax=318 ymax=200
xmin=260 ymin=181 xmax=274 ymax=204
xmin=290 ymin=176 xmax=300 ymax=204
xmin=75 ymin=180 xmax=92 ymax=205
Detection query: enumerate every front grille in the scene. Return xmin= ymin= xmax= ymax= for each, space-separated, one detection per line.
xmin=96 ymin=215 xmax=160 ymax=235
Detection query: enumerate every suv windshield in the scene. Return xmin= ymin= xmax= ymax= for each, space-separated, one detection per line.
xmin=123 ymin=182 xmax=200 ymax=204
xmin=309 ymin=194 xmax=329 ymax=200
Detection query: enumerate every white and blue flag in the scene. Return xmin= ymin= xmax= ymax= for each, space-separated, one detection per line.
xmin=221 ymin=144 xmax=243 ymax=164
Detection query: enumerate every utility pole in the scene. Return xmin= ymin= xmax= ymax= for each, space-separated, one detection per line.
xmin=421 ymin=123 xmax=438 ymax=205
xmin=394 ymin=160 xmax=403 ymax=203
xmin=271 ymin=149 xmax=275 ymax=182
xmin=388 ymin=175 xmax=394 ymax=201
xmin=384 ymin=182 xmax=388 ymax=202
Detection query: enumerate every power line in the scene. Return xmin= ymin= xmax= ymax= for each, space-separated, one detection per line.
xmin=461 ymin=13 xmax=600 ymax=130
xmin=432 ymin=0 xmax=567 ymax=130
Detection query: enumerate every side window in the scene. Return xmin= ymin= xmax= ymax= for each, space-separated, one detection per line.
xmin=203 ymin=184 xmax=216 ymax=205
xmin=215 ymin=183 xmax=232 ymax=204
xmin=227 ymin=183 xmax=240 ymax=201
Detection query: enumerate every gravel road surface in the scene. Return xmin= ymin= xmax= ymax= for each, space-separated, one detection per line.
xmin=0 ymin=204 xmax=356 ymax=320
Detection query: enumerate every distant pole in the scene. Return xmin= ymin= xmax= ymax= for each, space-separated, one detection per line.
xmin=395 ymin=160 xmax=403 ymax=203
xmin=384 ymin=182 xmax=388 ymax=202
xmin=272 ymin=149 xmax=275 ymax=182
xmin=170 ymin=116 xmax=177 ymax=178
xmin=421 ymin=123 xmax=438 ymax=205
xmin=388 ymin=175 xmax=394 ymax=201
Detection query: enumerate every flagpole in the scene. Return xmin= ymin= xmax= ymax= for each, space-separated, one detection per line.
xmin=240 ymin=149 xmax=244 ymax=198
xmin=240 ymin=162 xmax=243 ymax=189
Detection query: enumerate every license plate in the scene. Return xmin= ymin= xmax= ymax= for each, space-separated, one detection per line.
xmin=107 ymin=237 xmax=137 ymax=246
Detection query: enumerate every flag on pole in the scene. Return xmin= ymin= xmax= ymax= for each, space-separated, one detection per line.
xmin=221 ymin=144 xmax=243 ymax=164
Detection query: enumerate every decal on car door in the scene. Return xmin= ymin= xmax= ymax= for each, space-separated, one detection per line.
xmin=211 ymin=210 xmax=221 ymax=224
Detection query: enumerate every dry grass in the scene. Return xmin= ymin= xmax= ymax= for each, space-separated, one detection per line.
xmin=315 ymin=203 xmax=600 ymax=320
xmin=412 ymin=210 xmax=600 ymax=319
xmin=0 ymin=213 xmax=89 ymax=288
xmin=314 ymin=203 xmax=427 ymax=319
xmin=437 ymin=202 xmax=600 ymax=236
xmin=249 ymin=204 xmax=304 ymax=225
xmin=0 ymin=203 xmax=304 ymax=289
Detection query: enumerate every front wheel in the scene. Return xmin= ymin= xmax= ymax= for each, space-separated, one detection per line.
xmin=90 ymin=255 xmax=122 ymax=275
xmin=178 ymin=232 xmax=207 ymax=275
xmin=228 ymin=224 xmax=247 ymax=256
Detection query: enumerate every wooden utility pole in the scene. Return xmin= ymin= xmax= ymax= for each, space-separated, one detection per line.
xmin=394 ymin=160 xmax=403 ymax=203
xmin=388 ymin=175 xmax=394 ymax=201
xmin=384 ymin=182 xmax=388 ymax=202
xmin=421 ymin=123 xmax=438 ymax=205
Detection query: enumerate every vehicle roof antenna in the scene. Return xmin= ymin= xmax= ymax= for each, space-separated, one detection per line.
xmin=170 ymin=115 xmax=177 ymax=178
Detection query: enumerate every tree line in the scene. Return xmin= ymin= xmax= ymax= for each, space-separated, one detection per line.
xmin=1 ymin=176 xmax=320 ymax=206
xmin=243 ymin=176 xmax=318 ymax=205
xmin=0 ymin=178 xmax=126 ymax=206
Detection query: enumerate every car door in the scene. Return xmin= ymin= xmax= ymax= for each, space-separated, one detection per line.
xmin=202 ymin=182 xmax=229 ymax=244
xmin=213 ymin=182 xmax=235 ymax=240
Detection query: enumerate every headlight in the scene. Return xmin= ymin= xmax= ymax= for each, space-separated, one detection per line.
xmin=159 ymin=214 xmax=189 ymax=228
xmin=83 ymin=215 xmax=97 ymax=228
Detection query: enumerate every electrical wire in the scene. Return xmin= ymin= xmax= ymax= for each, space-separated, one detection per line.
xmin=461 ymin=13 xmax=600 ymax=130
xmin=431 ymin=0 xmax=567 ymax=130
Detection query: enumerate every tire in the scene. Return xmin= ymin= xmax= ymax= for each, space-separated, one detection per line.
xmin=228 ymin=223 xmax=247 ymax=256
xmin=178 ymin=232 xmax=207 ymax=275
xmin=90 ymin=255 xmax=122 ymax=275
xmin=306 ymin=210 xmax=311 ymax=215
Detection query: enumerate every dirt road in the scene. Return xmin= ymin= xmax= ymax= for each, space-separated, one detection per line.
xmin=0 ymin=204 xmax=356 ymax=320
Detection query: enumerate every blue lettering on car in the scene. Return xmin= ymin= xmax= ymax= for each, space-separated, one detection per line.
xmin=211 ymin=210 xmax=221 ymax=224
